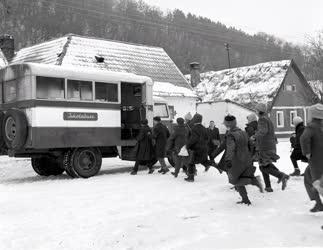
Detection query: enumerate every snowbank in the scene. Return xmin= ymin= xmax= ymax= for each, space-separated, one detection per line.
xmin=0 ymin=140 xmax=322 ymax=250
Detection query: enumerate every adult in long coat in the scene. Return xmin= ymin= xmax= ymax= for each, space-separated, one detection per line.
xmin=153 ymin=116 xmax=170 ymax=174
xmin=218 ymin=115 xmax=263 ymax=205
xmin=131 ymin=119 xmax=155 ymax=175
xmin=289 ymin=116 xmax=307 ymax=176
xmin=185 ymin=113 xmax=211 ymax=182
xmin=255 ymin=103 xmax=289 ymax=192
xmin=300 ymin=104 xmax=323 ymax=213
xmin=207 ymin=121 xmax=221 ymax=165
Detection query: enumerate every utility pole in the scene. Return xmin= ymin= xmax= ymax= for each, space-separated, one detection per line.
xmin=224 ymin=43 xmax=231 ymax=69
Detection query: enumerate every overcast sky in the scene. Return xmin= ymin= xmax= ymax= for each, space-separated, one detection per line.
xmin=143 ymin=0 xmax=323 ymax=45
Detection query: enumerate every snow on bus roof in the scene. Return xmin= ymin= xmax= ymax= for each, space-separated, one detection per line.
xmin=195 ymin=60 xmax=291 ymax=110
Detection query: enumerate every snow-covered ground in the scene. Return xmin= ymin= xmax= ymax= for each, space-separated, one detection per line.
xmin=0 ymin=140 xmax=322 ymax=250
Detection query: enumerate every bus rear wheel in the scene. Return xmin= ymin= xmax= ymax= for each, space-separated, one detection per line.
xmin=70 ymin=148 xmax=102 ymax=178
xmin=31 ymin=157 xmax=65 ymax=176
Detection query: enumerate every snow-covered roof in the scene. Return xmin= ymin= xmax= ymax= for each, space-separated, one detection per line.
xmin=195 ymin=60 xmax=292 ymax=110
xmin=11 ymin=34 xmax=190 ymax=89
xmin=153 ymin=81 xmax=196 ymax=98
xmin=308 ymin=80 xmax=323 ymax=100
xmin=0 ymin=50 xmax=8 ymax=68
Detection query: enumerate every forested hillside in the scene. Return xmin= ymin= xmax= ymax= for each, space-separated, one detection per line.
xmin=0 ymin=0 xmax=307 ymax=74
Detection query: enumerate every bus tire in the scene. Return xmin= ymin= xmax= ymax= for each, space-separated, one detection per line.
xmin=62 ymin=150 xmax=79 ymax=178
xmin=31 ymin=157 xmax=51 ymax=176
xmin=0 ymin=111 xmax=6 ymax=150
xmin=71 ymin=147 xmax=102 ymax=178
xmin=2 ymin=109 xmax=28 ymax=150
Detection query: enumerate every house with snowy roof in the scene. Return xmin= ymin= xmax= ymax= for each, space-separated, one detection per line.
xmin=6 ymin=34 xmax=196 ymax=119
xmin=192 ymin=60 xmax=319 ymax=136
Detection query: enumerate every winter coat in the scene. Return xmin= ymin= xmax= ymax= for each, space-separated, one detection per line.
xmin=153 ymin=123 xmax=170 ymax=158
xmin=214 ymin=128 xmax=255 ymax=185
xmin=186 ymin=123 xmax=209 ymax=164
xmin=136 ymin=125 xmax=155 ymax=161
xmin=167 ymin=124 xmax=190 ymax=154
xmin=207 ymin=127 xmax=220 ymax=151
xmin=255 ymin=114 xmax=277 ymax=151
xmin=290 ymin=122 xmax=305 ymax=150
xmin=245 ymin=120 xmax=258 ymax=138
xmin=300 ymin=120 xmax=323 ymax=182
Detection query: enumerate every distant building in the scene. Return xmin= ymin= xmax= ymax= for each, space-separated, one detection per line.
xmin=196 ymin=100 xmax=256 ymax=134
xmin=194 ymin=60 xmax=319 ymax=136
xmin=8 ymin=34 xmax=197 ymax=119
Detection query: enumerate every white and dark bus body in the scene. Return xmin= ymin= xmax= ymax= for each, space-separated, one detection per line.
xmin=0 ymin=63 xmax=157 ymax=178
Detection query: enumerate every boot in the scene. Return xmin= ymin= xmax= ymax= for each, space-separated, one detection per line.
xmin=310 ymin=202 xmax=323 ymax=213
xmin=290 ymin=168 xmax=301 ymax=177
xmin=148 ymin=168 xmax=154 ymax=174
xmin=184 ymin=175 xmax=194 ymax=182
xmin=171 ymin=172 xmax=178 ymax=178
xmin=279 ymin=174 xmax=289 ymax=191
xmin=252 ymin=176 xmax=264 ymax=193
xmin=236 ymin=186 xmax=252 ymax=206
xmin=130 ymin=170 xmax=137 ymax=175
xmin=158 ymin=169 xmax=163 ymax=173
xmin=161 ymin=168 xmax=169 ymax=175
xmin=265 ymin=187 xmax=274 ymax=192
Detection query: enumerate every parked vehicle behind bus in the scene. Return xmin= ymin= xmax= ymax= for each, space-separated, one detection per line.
xmin=0 ymin=63 xmax=156 ymax=178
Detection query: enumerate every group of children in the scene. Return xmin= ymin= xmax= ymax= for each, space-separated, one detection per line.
xmin=130 ymin=103 xmax=323 ymax=210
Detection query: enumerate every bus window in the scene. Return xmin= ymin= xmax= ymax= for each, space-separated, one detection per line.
xmin=154 ymin=103 xmax=169 ymax=118
xmin=3 ymin=80 xmax=17 ymax=103
xmin=67 ymin=80 xmax=93 ymax=101
xmin=95 ymin=82 xmax=118 ymax=103
xmin=37 ymin=76 xmax=64 ymax=100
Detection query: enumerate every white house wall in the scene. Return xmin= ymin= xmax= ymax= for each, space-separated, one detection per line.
xmin=197 ymin=102 xmax=255 ymax=134
xmin=160 ymin=96 xmax=197 ymax=119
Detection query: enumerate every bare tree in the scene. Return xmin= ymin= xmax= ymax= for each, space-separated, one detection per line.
xmin=304 ymin=31 xmax=323 ymax=81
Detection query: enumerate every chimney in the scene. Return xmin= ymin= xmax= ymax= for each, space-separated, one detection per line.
xmin=189 ymin=62 xmax=201 ymax=88
xmin=0 ymin=34 xmax=15 ymax=62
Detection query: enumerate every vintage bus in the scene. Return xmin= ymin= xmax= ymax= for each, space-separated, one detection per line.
xmin=0 ymin=63 xmax=161 ymax=178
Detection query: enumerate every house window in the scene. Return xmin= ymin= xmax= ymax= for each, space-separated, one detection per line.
xmin=67 ymin=80 xmax=93 ymax=101
xmin=36 ymin=76 xmax=65 ymax=100
xmin=276 ymin=111 xmax=284 ymax=128
xmin=95 ymin=82 xmax=118 ymax=103
xmin=285 ymin=84 xmax=296 ymax=92
xmin=290 ymin=111 xmax=297 ymax=127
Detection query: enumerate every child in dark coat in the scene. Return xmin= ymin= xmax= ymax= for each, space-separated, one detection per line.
xmin=167 ymin=118 xmax=190 ymax=177
xmin=289 ymin=116 xmax=307 ymax=176
xmin=153 ymin=116 xmax=170 ymax=174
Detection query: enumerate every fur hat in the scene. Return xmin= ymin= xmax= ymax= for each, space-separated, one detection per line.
xmin=153 ymin=116 xmax=161 ymax=122
xmin=224 ymin=115 xmax=237 ymax=128
xmin=176 ymin=117 xmax=185 ymax=125
xmin=247 ymin=113 xmax=257 ymax=123
xmin=308 ymin=104 xmax=323 ymax=121
xmin=292 ymin=116 xmax=303 ymax=126
xmin=255 ymin=103 xmax=267 ymax=113
xmin=184 ymin=112 xmax=192 ymax=121
xmin=192 ymin=113 xmax=203 ymax=124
